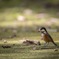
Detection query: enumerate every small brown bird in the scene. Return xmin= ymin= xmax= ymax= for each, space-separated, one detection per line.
xmin=39 ymin=27 xmax=57 ymax=47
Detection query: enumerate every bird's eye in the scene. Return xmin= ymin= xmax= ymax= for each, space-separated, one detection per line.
xmin=41 ymin=31 xmax=44 ymax=33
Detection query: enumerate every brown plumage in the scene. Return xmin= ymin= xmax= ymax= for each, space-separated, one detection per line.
xmin=39 ymin=27 xmax=57 ymax=47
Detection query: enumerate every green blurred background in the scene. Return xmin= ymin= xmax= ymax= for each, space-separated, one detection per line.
xmin=0 ymin=0 xmax=59 ymax=40
xmin=0 ymin=0 xmax=59 ymax=27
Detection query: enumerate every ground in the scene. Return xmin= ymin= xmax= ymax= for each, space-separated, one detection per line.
xmin=0 ymin=44 xmax=59 ymax=59
xmin=0 ymin=32 xmax=59 ymax=59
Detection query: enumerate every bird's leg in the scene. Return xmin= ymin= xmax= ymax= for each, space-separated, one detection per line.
xmin=42 ymin=42 xmax=49 ymax=48
xmin=44 ymin=42 xmax=47 ymax=46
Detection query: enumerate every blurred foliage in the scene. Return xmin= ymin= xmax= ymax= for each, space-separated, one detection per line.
xmin=0 ymin=0 xmax=59 ymax=8
xmin=0 ymin=0 xmax=59 ymax=13
xmin=0 ymin=0 xmax=59 ymax=28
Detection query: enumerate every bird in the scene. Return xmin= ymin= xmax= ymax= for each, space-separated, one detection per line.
xmin=38 ymin=27 xmax=58 ymax=47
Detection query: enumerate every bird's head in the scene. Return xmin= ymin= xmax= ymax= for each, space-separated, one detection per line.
xmin=38 ymin=27 xmax=47 ymax=34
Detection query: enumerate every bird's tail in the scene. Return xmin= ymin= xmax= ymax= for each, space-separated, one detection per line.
xmin=52 ymin=41 xmax=58 ymax=47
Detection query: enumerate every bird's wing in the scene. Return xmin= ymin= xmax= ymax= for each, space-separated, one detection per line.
xmin=47 ymin=33 xmax=57 ymax=46
xmin=47 ymin=33 xmax=54 ymax=42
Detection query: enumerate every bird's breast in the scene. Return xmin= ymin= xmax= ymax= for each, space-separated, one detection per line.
xmin=41 ymin=34 xmax=51 ymax=42
xmin=41 ymin=33 xmax=44 ymax=37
